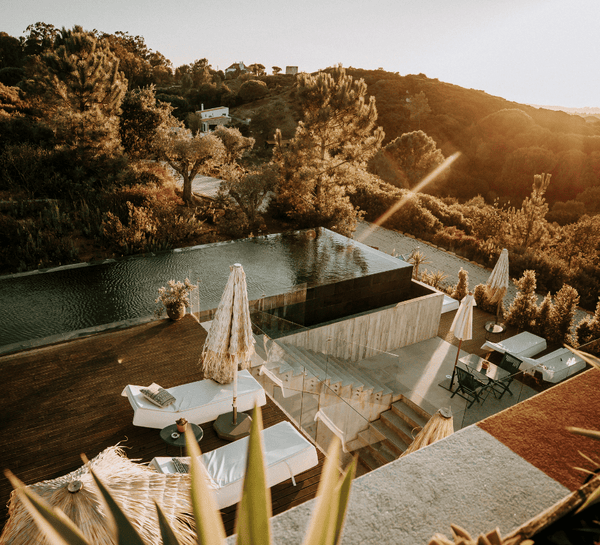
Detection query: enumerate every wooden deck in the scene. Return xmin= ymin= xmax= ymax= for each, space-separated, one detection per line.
xmin=0 ymin=304 xmax=556 ymax=537
xmin=0 ymin=315 xmax=325 ymax=536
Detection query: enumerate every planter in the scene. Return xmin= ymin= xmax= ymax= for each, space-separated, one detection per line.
xmin=166 ymin=303 xmax=186 ymax=321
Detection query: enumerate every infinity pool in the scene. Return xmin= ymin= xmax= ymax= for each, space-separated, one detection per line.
xmin=0 ymin=228 xmax=407 ymax=349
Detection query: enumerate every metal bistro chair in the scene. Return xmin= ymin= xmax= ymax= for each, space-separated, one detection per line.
xmin=492 ymin=353 xmax=523 ymax=399
xmin=451 ymin=367 xmax=492 ymax=408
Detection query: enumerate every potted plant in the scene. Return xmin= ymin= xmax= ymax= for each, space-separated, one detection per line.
xmin=154 ymin=279 xmax=198 ymax=321
xmin=176 ymin=417 xmax=188 ymax=433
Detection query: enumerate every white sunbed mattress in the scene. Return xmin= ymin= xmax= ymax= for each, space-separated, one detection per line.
xmin=481 ymin=331 xmax=547 ymax=359
xmin=442 ymin=295 xmax=460 ymax=314
xmin=121 ymin=370 xmax=266 ymax=429
xmin=150 ymin=421 xmax=319 ymax=509
xmin=519 ymin=348 xmax=587 ymax=383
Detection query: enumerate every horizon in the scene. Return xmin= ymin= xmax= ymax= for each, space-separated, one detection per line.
xmin=3 ymin=0 xmax=600 ymax=109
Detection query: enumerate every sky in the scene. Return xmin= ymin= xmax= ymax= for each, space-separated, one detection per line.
xmin=2 ymin=0 xmax=599 ymax=108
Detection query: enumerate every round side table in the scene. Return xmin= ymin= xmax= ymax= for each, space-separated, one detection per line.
xmin=160 ymin=423 xmax=203 ymax=456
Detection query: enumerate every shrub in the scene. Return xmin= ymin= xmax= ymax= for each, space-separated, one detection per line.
xmin=451 ymin=268 xmax=469 ymax=301
xmin=473 ymin=283 xmax=504 ymax=317
xmin=545 ymin=284 xmax=580 ymax=346
xmin=532 ymin=292 xmax=554 ymax=338
xmin=505 ymin=270 xmax=538 ymax=331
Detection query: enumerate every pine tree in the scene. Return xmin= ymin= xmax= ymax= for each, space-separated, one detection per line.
xmin=546 ymin=284 xmax=580 ymax=345
xmin=533 ymin=292 xmax=553 ymax=338
xmin=505 ymin=270 xmax=538 ymax=331
xmin=506 ymin=173 xmax=551 ymax=249
xmin=27 ymin=26 xmax=127 ymax=156
xmin=272 ymin=65 xmax=384 ymax=236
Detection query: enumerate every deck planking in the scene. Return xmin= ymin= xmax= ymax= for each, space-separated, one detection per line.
xmin=0 ymin=315 xmax=325 ymax=536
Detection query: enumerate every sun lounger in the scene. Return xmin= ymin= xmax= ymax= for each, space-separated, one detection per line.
xmin=481 ymin=331 xmax=547 ymax=359
xmin=519 ymin=348 xmax=586 ymax=383
xmin=150 ymin=421 xmax=319 ymax=509
xmin=121 ymin=370 xmax=266 ymax=429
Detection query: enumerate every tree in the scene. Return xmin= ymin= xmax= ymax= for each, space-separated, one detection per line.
xmin=272 ymin=66 xmax=282 ymax=75
xmin=25 ymin=26 xmax=127 ymax=157
xmin=119 ymin=86 xmax=172 ymax=159
xmin=20 ymin=22 xmax=58 ymax=56
xmin=546 ymin=284 xmax=580 ymax=345
xmin=155 ymin=127 xmax=225 ymax=203
xmin=238 ymin=79 xmax=268 ymax=102
xmin=369 ymin=130 xmax=444 ymax=189
xmin=505 ymin=270 xmax=538 ymax=331
xmin=272 ymin=65 xmax=384 ymax=236
xmin=248 ymin=63 xmax=266 ymax=76
xmin=506 ymin=173 xmax=551 ymax=250
xmin=213 ymin=125 xmax=255 ymax=164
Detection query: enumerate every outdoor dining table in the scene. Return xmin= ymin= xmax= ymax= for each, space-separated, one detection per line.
xmin=458 ymin=353 xmax=513 ymax=390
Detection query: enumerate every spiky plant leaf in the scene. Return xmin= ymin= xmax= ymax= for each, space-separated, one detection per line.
xmin=155 ymin=500 xmax=182 ymax=545
xmin=302 ymin=437 xmax=343 ymax=545
xmin=185 ymin=426 xmax=227 ymax=545
xmin=333 ymin=456 xmax=356 ymax=545
xmin=4 ymin=470 xmax=90 ymax=545
xmin=235 ymin=406 xmax=271 ymax=545
xmin=567 ymin=427 xmax=600 ymax=441
xmin=87 ymin=467 xmax=146 ymax=545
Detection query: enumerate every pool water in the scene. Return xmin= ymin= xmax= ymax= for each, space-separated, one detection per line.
xmin=0 ymin=228 xmax=407 ymax=349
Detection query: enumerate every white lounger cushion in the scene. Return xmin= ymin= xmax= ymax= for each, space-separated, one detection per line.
xmin=150 ymin=421 xmax=319 ymax=509
xmin=121 ymin=370 xmax=266 ymax=429
xmin=481 ymin=331 xmax=547 ymax=359
xmin=519 ymin=348 xmax=586 ymax=383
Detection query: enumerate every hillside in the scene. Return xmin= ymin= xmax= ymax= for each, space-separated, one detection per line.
xmin=233 ymin=68 xmax=600 ymax=212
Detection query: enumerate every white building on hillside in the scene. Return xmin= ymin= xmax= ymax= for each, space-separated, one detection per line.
xmin=196 ymin=106 xmax=231 ymax=132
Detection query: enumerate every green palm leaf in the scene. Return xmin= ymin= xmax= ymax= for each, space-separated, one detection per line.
xmin=235 ymin=405 xmax=271 ymax=545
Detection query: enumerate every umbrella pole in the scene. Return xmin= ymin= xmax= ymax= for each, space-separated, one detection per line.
xmin=232 ymin=363 xmax=238 ymax=425
xmin=450 ymin=339 xmax=463 ymax=389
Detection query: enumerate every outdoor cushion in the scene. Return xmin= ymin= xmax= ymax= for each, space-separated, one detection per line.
xmin=121 ymin=370 xmax=266 ymax=429
xmin=519 ymin=348 xmax=586 ymax=383
xmin=481 ymin=331 xmax=547 ymax=359
xmin=150 ymin=421 xmax=319 ymax=509
xmin=139 ymin=383 xmax=176 ymax=408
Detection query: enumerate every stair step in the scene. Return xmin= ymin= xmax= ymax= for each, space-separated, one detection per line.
xmin=329 ymin=356 xmax=367 ymax=391
xmin=345 ymin=360 xmax=393 ymax=397
xmin=380 ymin=409 xmax=421 ymax=446
xmin=357 ymin=431 xmax=398 ymax=465
xmin=303 ymin=349 xmax=356 ymax=388
xmin=273 ymin=342 xmax=314 ymax=377
xmin=356 ymin=447 xmax=385 ymax=472
xmin=391 ymin=400 xmax=430 ymax=430
xmin=285 ymin=345 xmax=344 ymax=386
xmin=371 ymin=420 xmax=410 ymax=455
xmin=279 ymin=343 xmax=331 ymax=382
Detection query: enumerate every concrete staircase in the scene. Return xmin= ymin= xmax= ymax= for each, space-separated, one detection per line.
xmin=252 ymin=338 xmax=401 ymax=421
xmin=355 ymin=398 xmax=433 ymax=474
xmin=252 ymin=335 xmax=434 ymax=470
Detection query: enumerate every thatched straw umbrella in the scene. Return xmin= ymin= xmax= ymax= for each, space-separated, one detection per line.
xmin=400 ymin=408 xmax=454 ymax=457
xmin=485 ymin=248 xmax=509 ymax=333
xmin=0 ymin=446 xmax=195 ymax=545
xmin=449 ymin=292 xmax=476 ymax=389
xmin=200 ymin=263 xmax=256 ymax=440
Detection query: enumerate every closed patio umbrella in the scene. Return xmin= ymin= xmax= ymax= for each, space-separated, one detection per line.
xmin=449 ymin=292 xmax=476 ymax=389
xmin=1 ymin=446 xmax=195 ymax=545
xmin=400 ymin=408 xmax=453 ymax=457
xmin=485 ymin=248 xmax=509 ymax=333
xmin=200 ymin=263 xmax=256 ymax=440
